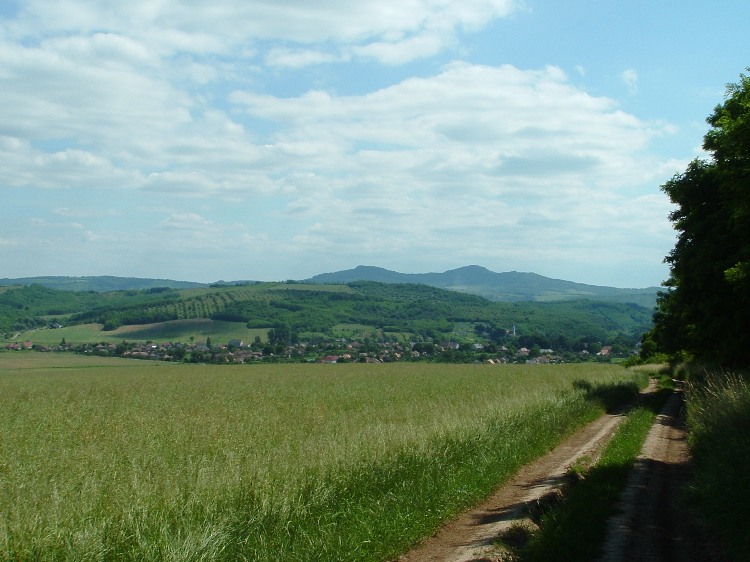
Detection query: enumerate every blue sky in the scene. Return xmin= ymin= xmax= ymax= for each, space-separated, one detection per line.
xmin=1 ymin=1 xmax=748 ymax=287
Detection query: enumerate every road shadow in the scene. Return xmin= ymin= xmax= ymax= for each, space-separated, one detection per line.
xmin=573 ymin=378 xmax=650 ymax=414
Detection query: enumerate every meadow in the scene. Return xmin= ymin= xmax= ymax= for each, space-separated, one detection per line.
xmin=13 ymin=320 xmax=268 ymax=346
xmin=0 ymin=353 xmax=646 ymax=561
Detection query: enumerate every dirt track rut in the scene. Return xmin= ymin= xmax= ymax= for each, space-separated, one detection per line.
xmin=599 ymin=388 xmax=726 ymax=562
xmin=398 ymin=383 xmax=725 ymax=562
xmin=398 ymin=396 xmax=634 ymax=561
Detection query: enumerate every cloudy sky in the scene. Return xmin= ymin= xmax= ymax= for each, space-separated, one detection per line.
xmin=1 ymin=1 xmax=747 ymax=287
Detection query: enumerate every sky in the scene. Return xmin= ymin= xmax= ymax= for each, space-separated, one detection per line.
xmin=1 ymin=1 xmax=748 ymax=288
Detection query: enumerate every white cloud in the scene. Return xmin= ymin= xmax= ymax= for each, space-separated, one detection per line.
xmin=232 ymin=63 xmax=663 ymax=191
xmin=621 ymin=68 xmax=638 ymax=94
xmin=0 ymin=38 xmax=193 ymax=161
xmin=8 ymin=1 xmax=518 ymax=61
xmin=265 ymin=47 xmax=347 ymax=68
xmin=159 ymin=212 xmax=214 ymax=231
xmin=0 ymin=1 xmax=682 ymax=285
xmin=225 ymin=63 xmax=675 ymax=283
xmin=352 ymin=33 xmax=448 ymax=65
xmin=53 ymin=207 xmax=120 ymax=218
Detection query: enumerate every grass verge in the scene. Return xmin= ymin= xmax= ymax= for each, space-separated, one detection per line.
xmin=685 ymin=373 xmax=750 ymax=561
xmin=508 ymin=387 xmax=670 ymax=562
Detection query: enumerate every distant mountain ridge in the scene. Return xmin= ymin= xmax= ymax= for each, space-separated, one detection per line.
xmin=0 ymin=276 xmax=204 ymax=292
xmin=306 ymin=265 xmax=660 ymax=308
xmin=0 ymin=266 xmax=660 ymax=307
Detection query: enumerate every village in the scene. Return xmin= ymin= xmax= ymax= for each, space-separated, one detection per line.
xmin=5 ymin=335 xmax=614 ymax=365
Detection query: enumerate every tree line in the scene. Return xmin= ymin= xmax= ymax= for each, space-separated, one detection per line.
xmin=645 ymin=71 xmax=750 ymax=368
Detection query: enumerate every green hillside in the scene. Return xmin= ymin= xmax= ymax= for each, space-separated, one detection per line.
xmin=307 ymin=265 xmax=660 ymax=307
xmin=0 ymin=285 xmax=102 ymax=332
xmin=1 ymin=267 xmax=660 ymax=306
xmin=1 ymin=281 xmax=653 ymax=356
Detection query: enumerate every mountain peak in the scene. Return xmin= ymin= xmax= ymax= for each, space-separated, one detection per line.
xmin=306 ymin=265 xmax=658 ymax=307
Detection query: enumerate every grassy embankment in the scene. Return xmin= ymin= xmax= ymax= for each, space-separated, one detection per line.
xmin=685 ymin=373 xmax=750 ymax=561
xmin=0 ymin=354 xmax=646 ymax=561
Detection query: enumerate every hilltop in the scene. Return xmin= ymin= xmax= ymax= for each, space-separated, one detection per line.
xmin=1 ymin=266 xmax=660 ymax=307
xmin=307 ymin=265 xmax=659 ymax=307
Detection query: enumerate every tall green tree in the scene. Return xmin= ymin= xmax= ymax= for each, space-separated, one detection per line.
xmin=651 ymin=71 xmax=750 ymax=366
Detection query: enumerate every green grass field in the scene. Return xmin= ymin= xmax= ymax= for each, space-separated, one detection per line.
xmin=0 ymin=353 xmax=647 ymax=561
xmin=9 ymin=320 xmax=268 ymax=346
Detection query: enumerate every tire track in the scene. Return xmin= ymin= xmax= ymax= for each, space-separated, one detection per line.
xmin=599 ymin=388 xmax=727 ymax=562
xmin=397 ymin=385 xmax=655 ymax=562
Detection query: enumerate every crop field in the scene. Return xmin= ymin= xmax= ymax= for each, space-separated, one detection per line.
xmin=10 ymin=320 xmax=268 ymax=346
xmin=0 ymin=353 xmax=647 ymax=561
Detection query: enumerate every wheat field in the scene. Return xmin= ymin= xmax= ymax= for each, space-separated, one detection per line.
xmin=0 ymin=353 xmax=645 ymax=561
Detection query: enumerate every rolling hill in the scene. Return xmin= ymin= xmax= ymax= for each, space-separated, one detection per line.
xmin=1 ymin=266 xmax=660 ymax=307
xmin=306 ymin=265 xmax=660 ymax=307
xmin=1 ymin=279 xmax=654 ymax=352
xmin=0 ymin=276 xmax=204 ymax=292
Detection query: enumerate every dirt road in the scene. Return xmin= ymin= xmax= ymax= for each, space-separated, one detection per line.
xmin=599 ymin=388 xmax=725 ymax=562
xmin=397 ymin=384 xmax=725 ymax=562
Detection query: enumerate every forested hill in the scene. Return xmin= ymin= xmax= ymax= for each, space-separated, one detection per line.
xmin=1 ymin=280 xmax=653 ymax=350
xmin=306 ymin=265 xmax=659 ymax=307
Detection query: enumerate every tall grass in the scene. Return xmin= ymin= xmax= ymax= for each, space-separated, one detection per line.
xmin=686 ymin=373 xmax=750 ymax=561
xmin=0 ymin=355 xmax=646 ymax=561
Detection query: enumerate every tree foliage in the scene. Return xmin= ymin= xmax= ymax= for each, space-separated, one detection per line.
xmin=651 ymin=71 xmax=750 ymax=366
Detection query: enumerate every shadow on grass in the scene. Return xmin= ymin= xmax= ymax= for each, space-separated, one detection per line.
xmin=513 ymin=464 xmax=633 ymax=562
xmin=572 ymin=378 xmax=643 ymax=413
